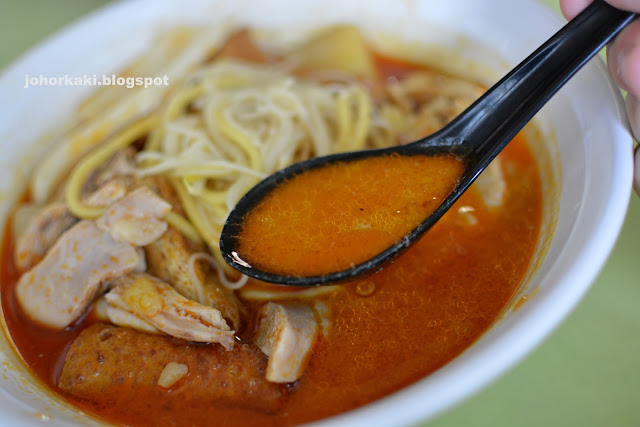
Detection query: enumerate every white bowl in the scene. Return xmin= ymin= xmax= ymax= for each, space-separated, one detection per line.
xmin=0 ymin=0 xmax=632 ymax=426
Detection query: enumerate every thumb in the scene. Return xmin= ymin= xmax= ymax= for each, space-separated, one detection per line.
xmin=635 ymin=144 xmax=640 ymax=196
xmin=627 ymin=94 xmax=640 ymax=195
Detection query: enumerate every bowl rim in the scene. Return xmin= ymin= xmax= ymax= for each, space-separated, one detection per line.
xmin=0 ymin=0 xmax=633 ymax=426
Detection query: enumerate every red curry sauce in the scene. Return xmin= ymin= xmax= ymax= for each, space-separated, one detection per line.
xmin=0 ymin=131 xmax=541 ymax=426
xmin=0 ymin=34 xmax=543 ymax=426
xmin=236 ymin=154 xmax=465 ymax=276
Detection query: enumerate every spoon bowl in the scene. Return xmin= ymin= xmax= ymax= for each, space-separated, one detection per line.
xmin=220 ymin=0 xmax=635 ymax=286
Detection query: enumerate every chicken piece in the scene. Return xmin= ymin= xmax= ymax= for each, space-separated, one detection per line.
xmin=104 ymin=273 xmax=235 ymax=350
xmin=96 ymin=186 xmax=171 ymax=246
xmin=12 ymin=204 xmax=42 ymax=240
xmin=255 ymin=302 xmax=318 ymax=383
xmin=90 ymin=147 xmax=136 ymax=189
xmin=387 ymin=71 xmax=484 ymax=112
xmin=143 ymin=176 xmax=242 ymax=328
xmin=472 ymin=157 xmax=506 ymax=208
xmin=13 ymin=202 xmax=78 ymax=272
xmin=78 ymin=148 xmax=137 ymax=206
xmin=385 ymin=70 xmax=485 ymax=142
xmin=59 ymin=324 xmax=288 ymax=414
xmin=145 ymin=226 xmax=242 ymax=329
xmin=15 ymin=220 xmax=145 ymax=329
xmin=93 ymin=297 xmax=159 ymax=334
xmin=82 ymin=179 xmax=129 ymax=208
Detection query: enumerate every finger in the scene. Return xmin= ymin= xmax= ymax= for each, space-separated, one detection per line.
xmin=624 ymin=94 xmax=640 ymax=194
xmin=560 ymin=0 xmax=640 ymax=20
xmin=625 ymin=93 xmax=640 ymax=140
xmin=607 ymin=20 xmax=640 ymax=97
xmin=559 ymin=0 xmax=593 ymax=20
xmin=634 ymin=145 xmax=640 ymax=196
xmin=605 ymin=0 xmax=640 ymax=13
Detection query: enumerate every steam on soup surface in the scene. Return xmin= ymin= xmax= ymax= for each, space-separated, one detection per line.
xmin=1 ymin=26 xmax=542 ymax=426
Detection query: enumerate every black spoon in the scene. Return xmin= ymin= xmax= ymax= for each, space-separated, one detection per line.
xmin=220 ymin=0 xmax=635 ymax=286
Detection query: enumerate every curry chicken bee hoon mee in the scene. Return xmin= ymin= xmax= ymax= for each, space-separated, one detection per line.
xmin=1 ymin=26 xmax=543 ymax=426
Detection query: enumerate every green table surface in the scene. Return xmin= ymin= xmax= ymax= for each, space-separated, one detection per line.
xmin=1 ymin=1 xmax=639 ymax=426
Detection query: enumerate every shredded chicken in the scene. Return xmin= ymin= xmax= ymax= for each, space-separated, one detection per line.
xmin=96 ymin=186 xmax=171 ymax=246
xmin=104 ymin=273 xmax=235 ymax=350
xmin=15 ymin=186 xmax=173 ymax=329
xmin=14 ymin=202 xmax=78 ymax=272
xmin=15 ymin=220 xmax=145 ymax=329
xmin=145 ymin=226 xmax=243 ymax=328
xmin=12 ymin=204 xmax=42 ymax=240
xmin=143 ymin=176 xmax=243 ymax=328
xmin=93 ymin=297 xmax=159 ymax=334
xmin=83 ymin=179 xmax=129 ymax=208
xmin=86 ymin=148 xmax=137 ymax=192
xmin=81 ymin=148 xmax=137 ymax=207
xmin=255 ymin=302 xmax=318 ymax=383
xmin=385 ymin=70 xmax=485 ymax=142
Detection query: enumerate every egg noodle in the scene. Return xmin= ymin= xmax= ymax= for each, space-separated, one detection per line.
xmin=65 ymin=59 xmax=387 ymax=282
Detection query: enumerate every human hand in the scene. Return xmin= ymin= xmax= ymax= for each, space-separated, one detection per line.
xmin=560 ymin=0 xmax=640 ymax=194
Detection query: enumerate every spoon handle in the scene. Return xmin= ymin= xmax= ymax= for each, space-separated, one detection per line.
xmin=430 ymin=0 xmax=635 ymax=168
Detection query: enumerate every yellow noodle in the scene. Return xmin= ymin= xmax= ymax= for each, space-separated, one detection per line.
xmin=146 ymin=85 xmax=205 ymax=153
xmin=170 ymin=177 xmax=224 ymax=259
xmin=164 ymin=211 xmax=203 ymax=245
xmin=215 ymin=104 xmax=263 ymax=171
xmin=134 ymin=61 xmax=379 ymax=265
xmin=214 ymin=73 xmax=253 ymax=89
xmin=64 ymin=116 xmax=203 ymax=245
xmin=239 ymin=286 xmax=342 ymax=301
xmin=336 ymin=91 xmax=352 ymax=151
xmin=188 ymin=252 xmax=248 ymax=291
xmin=351 ymin=87 xmax=372 ymax=150
xmin=183 ymin=181 xmax=227 ymax=205
xmin=166 ymin=84 xmax=205 ymax=120
xmin=65 ymin=115 xmax=160 ymax=219
xmin=171 ymin=164 xmax=265 ymax=178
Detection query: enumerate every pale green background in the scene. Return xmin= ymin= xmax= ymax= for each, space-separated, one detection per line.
xmin=0 ymin=1 xmax=638 ymax=426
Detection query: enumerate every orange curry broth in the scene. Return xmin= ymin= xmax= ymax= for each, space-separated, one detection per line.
xmin=236 ymin=154 xmax=465 ymax=276
xmin=0 ymin=32 xmax=543 ymax=427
